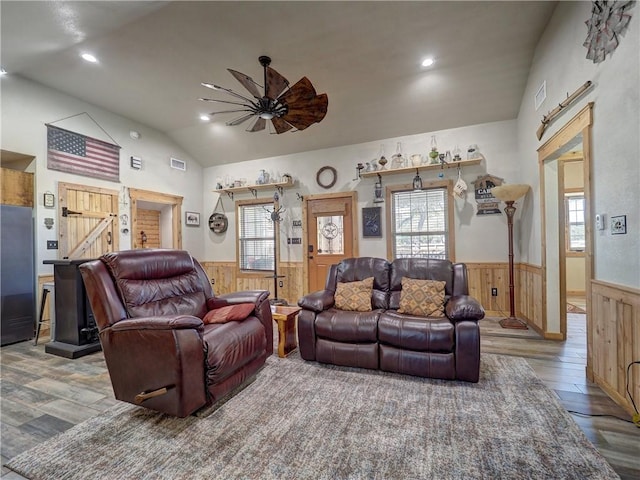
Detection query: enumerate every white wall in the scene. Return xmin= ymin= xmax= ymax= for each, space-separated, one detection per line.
xmin=202 ymin=120 xmax=521 ymax=264
xmin=1 ymin=76 xmax=205 ymax=275
xmin=517 ymin=1 xmax=640 ymax=289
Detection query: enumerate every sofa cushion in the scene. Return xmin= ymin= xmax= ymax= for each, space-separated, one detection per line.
xmin=315 ymin=309 xmax=380 ymax=342
xmin=334 ymin=277 xmax=374 ymax=312
xmin=336 ymin=257 xmax=390 ymax=310
xmin=397 ymin=278 xmax=446 ymax=317
xmin=378 ymin=311 xmax=454 ymax=352
xmin=202 ymin=303 xmax=255 ymax=324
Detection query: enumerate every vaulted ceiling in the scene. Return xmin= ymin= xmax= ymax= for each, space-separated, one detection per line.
xmin=1 ymin=1 xmax=557 ymax=167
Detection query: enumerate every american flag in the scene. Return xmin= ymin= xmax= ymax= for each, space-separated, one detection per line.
xmin=47 ymin=125 xmax=120 ymax=182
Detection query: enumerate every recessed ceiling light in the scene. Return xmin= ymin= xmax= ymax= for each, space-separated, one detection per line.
xmin=199 ymin=115 xmax=210 ymax=121
xmin=421 ymin=58 xmax=435 ymax=67
xmin=81 ymin=53 xmax=98 ymax=63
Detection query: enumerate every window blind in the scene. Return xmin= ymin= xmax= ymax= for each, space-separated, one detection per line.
xmin=238 ymin=203 xmax=274 ymax=271
xmin=391 ymin=188 xmax=448 ymax=259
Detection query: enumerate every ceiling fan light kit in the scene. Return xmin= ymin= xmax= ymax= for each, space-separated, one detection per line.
xmin=200 ymin=56 xmax=328 ymax=133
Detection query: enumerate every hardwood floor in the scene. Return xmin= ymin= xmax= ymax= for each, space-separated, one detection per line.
xmin=1 ymin=315 xmax=639 ymax=479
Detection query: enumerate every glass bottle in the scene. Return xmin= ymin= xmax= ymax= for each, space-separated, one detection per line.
xmin=429 ymin=135 xmax=439 ymax=164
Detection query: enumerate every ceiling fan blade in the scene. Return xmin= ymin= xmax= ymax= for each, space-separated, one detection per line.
xmin=201 ymin=82 xmax=255 ymax=103
xmin=278 ymin=77 xmax=316 ymax=105
xmin=209 ymin=109 xmax=254 ymax=115
xmin=271 ymin=116 xmax=293 ymax=134
xmin=228 ymin=69 xmax=262 ymax=99
xmin=247 ymin=117 xmax=267 ymax=132
xmin=226 ymin=113 xmax=257 ymax=126
xmin=282 ymin=94 xmax=328 ymax=130
xmin=199 ymin=97 xmax=253 ymax=108
xmin=265 ymin=67 xmax=289 ymax=100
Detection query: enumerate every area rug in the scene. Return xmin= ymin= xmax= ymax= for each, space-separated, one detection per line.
xmin=6 ymin=353 xmax=618 ymax=480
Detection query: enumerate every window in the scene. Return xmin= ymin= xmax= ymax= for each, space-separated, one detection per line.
xmin=390 ymin=183 xmax=451 ymax=260
xmin=237 ymin=201 xmax=274 ymax=271
xmin=565 ymin=193 xmax=585 ymax=252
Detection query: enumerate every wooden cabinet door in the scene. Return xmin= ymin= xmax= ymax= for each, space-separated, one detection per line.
xmin=58 ymin=182 xmax=119 ymax=259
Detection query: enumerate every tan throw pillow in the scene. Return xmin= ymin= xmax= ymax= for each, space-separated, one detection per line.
xmin=398 ymin=277 xmax=446 ymax=317
xmin=334 ymin=277 xmax=374 ymax=312
xmin=203 ymin=303 xmax=255 ymax=324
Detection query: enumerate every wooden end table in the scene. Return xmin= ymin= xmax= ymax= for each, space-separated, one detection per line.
xmin=271 ymin=305 xmax=301 ymax=358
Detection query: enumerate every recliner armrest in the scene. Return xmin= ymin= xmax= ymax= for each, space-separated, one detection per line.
xmin=111 ymin=315 xmax=203 ymax=332
xmin=298 ymin=290 xmax=335 ymax=313
xmin=445 ymin=295 xmax=485 ymax=321
xmin=211 ymin=290 xmax=269 ymax=308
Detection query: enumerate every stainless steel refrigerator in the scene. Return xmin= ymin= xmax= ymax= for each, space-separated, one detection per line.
xmin=1 ymin=204 xmax=35 ymax=345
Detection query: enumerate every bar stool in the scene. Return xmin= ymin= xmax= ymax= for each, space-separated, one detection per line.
xmin=34 ymin=282 xmax=54 ymax=346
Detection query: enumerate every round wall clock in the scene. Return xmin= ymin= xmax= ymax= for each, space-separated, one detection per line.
xmin=584 ymin=1 xmax=634 ymax=63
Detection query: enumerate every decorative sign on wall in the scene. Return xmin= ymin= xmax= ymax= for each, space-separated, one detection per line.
xmin=47 ymin=125 xmax=120 ymax=182
xmin=472 ymin=174 xmax=504 ymax=216
xmin=362 ymin=207 xmax=382 ymax=237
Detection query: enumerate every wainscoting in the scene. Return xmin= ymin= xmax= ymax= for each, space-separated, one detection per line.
xmin=200 ymin=262 xmax=305 ymax=306
xmin=590 ymin=280 xmax=640 ymax=416
xmin=516 ymin=263 xmax=544 ymax=334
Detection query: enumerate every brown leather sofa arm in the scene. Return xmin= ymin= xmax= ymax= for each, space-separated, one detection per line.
xmin=298 ymin=290 xmax=335 ymax=313
xmin=209 ymin=290 xmax=273 ymax=356
xmin=110 ymin=315 xmax=204 ymax=332
xmin=445 ymin=295 xmax=485 ymax=321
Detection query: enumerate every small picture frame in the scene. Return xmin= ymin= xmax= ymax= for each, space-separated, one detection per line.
xmin=43 ymin=192 xmax=55 ymax=208
xmin=362 ymin=207 xmax=382 ymax=238
xmin=185 ymin=211 xmax=200 ymax=227
xmin=611 ymin=215 xmax=627 ymax=235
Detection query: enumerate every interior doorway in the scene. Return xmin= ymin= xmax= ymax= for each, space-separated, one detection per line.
xmin=538 ymin=103 xmax=593 ymax=353
xmin=128 ymin=188 xmax=183 ymax=250
xmin=303 ymin=192 xmax=358 ymax=293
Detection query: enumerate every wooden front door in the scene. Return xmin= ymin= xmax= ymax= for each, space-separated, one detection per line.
xmin=305 ymin=193 xmax=358 ymax=293
xmin=58 ymin=182 xmax=119 ymax=259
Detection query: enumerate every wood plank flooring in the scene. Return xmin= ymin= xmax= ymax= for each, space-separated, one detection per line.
xmin=1 ymin=313 xmax=639 ymax=479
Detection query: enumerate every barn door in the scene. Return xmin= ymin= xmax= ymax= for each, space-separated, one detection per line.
xmin=58 ymin=182 xmax=119 ymax=259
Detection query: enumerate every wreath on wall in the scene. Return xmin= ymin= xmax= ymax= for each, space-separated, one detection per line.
xmin=584 ymin=1 xmax=634 ymax=63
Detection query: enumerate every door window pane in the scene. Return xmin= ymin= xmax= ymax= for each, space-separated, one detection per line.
xmin=317 ymin=215 xmax=344 ymax=255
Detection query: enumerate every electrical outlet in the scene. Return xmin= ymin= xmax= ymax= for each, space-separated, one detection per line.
xmin=491 ymin=288 xmax=498 ymax=297
xmin=279 ymin=281 xmax=284 ymax=288
xmin=46 ymin=240 xmax=58 ymax=250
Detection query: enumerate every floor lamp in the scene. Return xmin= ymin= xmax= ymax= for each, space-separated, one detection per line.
xmin=490 ymin=184 xmax=530 ymax=329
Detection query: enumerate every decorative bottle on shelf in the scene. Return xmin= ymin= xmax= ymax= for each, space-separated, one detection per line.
xmin=429 ymin=135 xmax=440 ymax=164
xmin=377 ymin=144 xmax=388 ymax=170
xmin=391 ymin=142 xmax=406 ymax=169
xmin=453 ymin=145 xmax=462 ymax=161
xmin=258 ymin=169 xmax=269 ymax=185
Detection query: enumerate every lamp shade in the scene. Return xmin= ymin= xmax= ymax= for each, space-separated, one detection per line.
xmin=491 ymin=184 xmax=529 ymax=202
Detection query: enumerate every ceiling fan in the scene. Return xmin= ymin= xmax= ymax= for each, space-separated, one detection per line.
xmin=200 ymin=56 xmax=328 ymax=134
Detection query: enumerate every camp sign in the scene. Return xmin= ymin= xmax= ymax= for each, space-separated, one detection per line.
xmin=472 ymin=174 xmax=503 ymax=215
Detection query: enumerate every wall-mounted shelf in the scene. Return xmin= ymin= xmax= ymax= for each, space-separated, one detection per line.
xmin=214 ymin=178 xmax=294 ymax=200
xmin=360 ymin=158 xmax=482 ymax=179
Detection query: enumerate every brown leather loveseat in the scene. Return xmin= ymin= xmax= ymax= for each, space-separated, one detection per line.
xmin=79 ymin=249 xmax=273 ymax=417
xmin=297 ymin=257 xmax=484 ymax=382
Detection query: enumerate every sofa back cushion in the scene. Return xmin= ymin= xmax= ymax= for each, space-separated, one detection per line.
xmin=336 ymin=257 xmax=390 ymax=309
xmin=101 ymin=249 xmax=209 ymax=320
xmin=389 ymin=258 xmax=454 ymax=310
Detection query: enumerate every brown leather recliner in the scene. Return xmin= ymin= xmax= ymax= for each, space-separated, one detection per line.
xmin=79 ymin=249 xmax=273 ymax=417
xmin=297 ymin=257 xmax=484 ymax=382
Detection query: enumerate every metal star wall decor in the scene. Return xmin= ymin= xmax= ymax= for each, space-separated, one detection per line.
xmin=584 ymin=1 xmax=635 ymax=63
